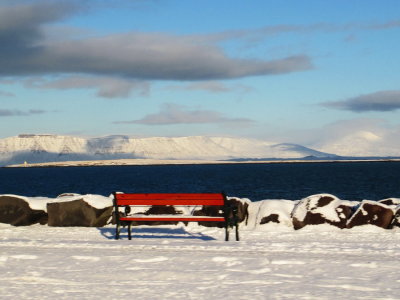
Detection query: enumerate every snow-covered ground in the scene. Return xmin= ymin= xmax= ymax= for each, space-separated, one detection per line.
xmin=1 ymin=222 xmax=399 ymax=299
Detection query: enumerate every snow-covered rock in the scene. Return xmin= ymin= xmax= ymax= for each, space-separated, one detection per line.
xmin=244 ymin=199 xmax=296 ymax=230
xmin=2 ymin=193 xmax=400 ymax=230
xmin=378 ymin=198 xmax=400 ymax=207
xmin=291 ymin=194 xmax=356 ymax=230
xmin=0 ymin=195 xmax=48 ymax=225
xmin=347 ymin=200 xmax=395 ymax=229
xmin=47 ymin=195 xmax=113 ymax=227
xmin=392 ymin=206 xmax=400 ymax=228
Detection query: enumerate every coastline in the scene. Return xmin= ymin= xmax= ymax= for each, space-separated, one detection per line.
xmin=5 ymin=157 xmax=400 ymax=168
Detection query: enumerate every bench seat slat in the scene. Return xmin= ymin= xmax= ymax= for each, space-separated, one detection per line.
xmin=115 ymin=193 xmax=225 ymax=206
xmin=120 ymin=216 xmax=225 ymax=222
xmin=117 ymin=199 xmax=224 ymax=206
xmin=116 ymin=193 xmax=224 ymax=200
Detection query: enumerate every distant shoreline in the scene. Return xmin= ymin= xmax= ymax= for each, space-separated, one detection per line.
xmin=4 ymin=158 xmax=400 ymax=168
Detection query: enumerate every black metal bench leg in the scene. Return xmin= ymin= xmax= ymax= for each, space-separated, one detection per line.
xmin=115 ymin=223 xmax=120 ymax=240
xmin=128 ymin=222 xmax=132 ymax=240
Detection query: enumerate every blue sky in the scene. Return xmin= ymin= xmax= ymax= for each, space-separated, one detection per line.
xmin=1 ymin=0 xmax=400 ymax=151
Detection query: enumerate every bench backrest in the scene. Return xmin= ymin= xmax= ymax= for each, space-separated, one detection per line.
xmin=114 ymin=193 xmax=226 ymax=206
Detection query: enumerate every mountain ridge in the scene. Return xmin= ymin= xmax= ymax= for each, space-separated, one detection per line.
xmin=0 ymin=134 xmax=338 ymax=166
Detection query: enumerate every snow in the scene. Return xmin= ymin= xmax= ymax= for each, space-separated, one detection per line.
xmin=292 ymin=194 xmax=349 ymax=223
xmin=314 ymin=130 xmax=400 ymax=157
xmin=347 ymin=200 xmax=394 ymax=224
xmin=1 ymin=194 xmax=53 ymax=211
xmin=55 ymin=194 xmax=113 ymax=210
xmin=0 ymin=223 xmax=399 ymax=299
xmin=244 ymin=199 xmax=296 ymax=230
xmin=0 ymin=134 xmax=336 ymax=166
xmin=24 ymin=196 xmax=54 ymax=211
xmin=1 ymin=193 xmax=400 ymax=298
xmin=2 ymin=194 xmax=113 ymax=211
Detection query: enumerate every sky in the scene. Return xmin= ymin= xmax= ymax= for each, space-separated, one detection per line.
xmin=1 ymin=0 xmax=400 ymax=154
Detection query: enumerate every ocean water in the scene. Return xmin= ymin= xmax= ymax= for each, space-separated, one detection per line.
xmin=0 ymin=161 xmax=399 ymax=201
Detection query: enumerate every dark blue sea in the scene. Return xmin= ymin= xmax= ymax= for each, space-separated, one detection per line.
xmin=0 ymin=161 xmax=399 ymax=201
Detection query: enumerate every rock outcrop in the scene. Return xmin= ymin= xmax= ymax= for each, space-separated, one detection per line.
xmin=47 ymin=199 xmax=112 ymax=227
xmin=253 ymin=200 xmax=296 ymax=228
xmin=390 ymin=206 xmax=400 ymax=228
xmin=0 ymin=195 xmax=47 ymax=226
xmin=2 ymin=193 xmax=400 ymax=230
xmin=347 ymin=201 xmax=394 ymax=229
xmin=291 ymin=194 xmax=355 ymax=230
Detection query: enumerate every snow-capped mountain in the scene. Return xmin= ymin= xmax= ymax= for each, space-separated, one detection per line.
xmin=312 ymin=130 xmax=400 ymax=157
xmin=0 ymin=134 xmax=337 ymax=166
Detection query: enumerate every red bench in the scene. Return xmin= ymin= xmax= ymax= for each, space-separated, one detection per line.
xmin=113 ymin=192 xmax=239 ymax=241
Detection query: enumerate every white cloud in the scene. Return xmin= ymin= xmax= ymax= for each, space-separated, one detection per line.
xmin=114 ymin=103 xmax=255 ymax=125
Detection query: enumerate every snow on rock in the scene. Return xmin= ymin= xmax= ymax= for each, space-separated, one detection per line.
xmin=291 ymin=194 xmax=356 ymax=230
xmin=55 ymin=194 xmax=113 ymax=209
xmin=392 ymin=206 xmax=400 ymax=228
xmin=376 ymin=198 xmax=400 ymax=228
xmin=2 ymin=193 xmax=400 ymax=230
xmin=377 ymin=198 xmax=400 ymax=206
xmin=244 ymin=199 xmax=296 ymax=230
xmin=1 ymin=194 xmax=51 ymax=212
xmin=0 ymin=194 xmax=113 ymax=227
xmin=259 ymin=200 xmax=296 ymax=227
xmin=0 ymin=195 xmax=48 ymax=226
xmin=347 ymin=200 xmax=394 ymax=229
